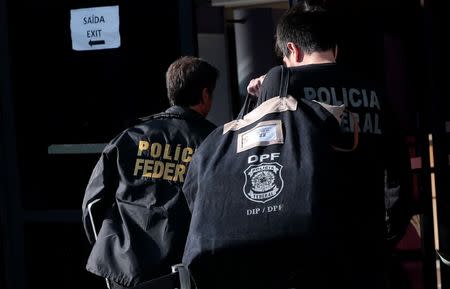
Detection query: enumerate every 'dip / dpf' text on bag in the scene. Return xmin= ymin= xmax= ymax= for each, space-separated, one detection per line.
xmin=181 ymin=67 xmax=358 ymax=289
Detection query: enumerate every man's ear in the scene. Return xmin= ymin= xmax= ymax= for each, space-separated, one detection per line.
xmin=287 ymin=42 xmax=302 ymax=63
xmin=199 ymin=87 xmax=213 ymax=116
xmin=201 ymin=87 xmax=210 ymax=103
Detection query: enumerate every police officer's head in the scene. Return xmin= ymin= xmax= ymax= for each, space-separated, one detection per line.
xmin=276 ymin=3 xmax=337 ymax=61
xmin=166 ymin=56 xmax=219 ymax=116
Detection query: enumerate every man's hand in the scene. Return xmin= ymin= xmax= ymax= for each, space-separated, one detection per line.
xmin=246 ymin=74 xmax=266 ymax=96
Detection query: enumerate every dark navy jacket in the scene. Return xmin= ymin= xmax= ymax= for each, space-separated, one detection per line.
xmin=82 ymin=106 xmax=216 ymax=287
xmin=257 ymin=64 xmax=413 ymax=288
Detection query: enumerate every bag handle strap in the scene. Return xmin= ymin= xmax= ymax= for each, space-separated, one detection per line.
xmin=279 ymin=65 xmax=290 ymax=98
xmin=238 ymin=65 xmax=290 ymax=120
xmin=237 ymin=93 xmax=257 ymax=120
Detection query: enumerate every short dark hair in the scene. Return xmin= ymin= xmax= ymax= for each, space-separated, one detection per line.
xmin=166 ymin=56 xmax=219 ymax=107
xmin=276 ymin=3 xmax=337 ymax=57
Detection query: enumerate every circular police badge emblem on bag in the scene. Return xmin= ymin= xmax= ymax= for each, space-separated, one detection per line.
xmin=243 ymin=162 xmax=284 ymax=203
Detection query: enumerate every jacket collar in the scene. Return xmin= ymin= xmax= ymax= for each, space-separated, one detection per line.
xmin=165 ymin=105 xmax=204 ymax=120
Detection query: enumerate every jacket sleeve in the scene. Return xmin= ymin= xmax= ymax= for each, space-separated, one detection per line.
xmin=182 ymin=151 xmax=201 ymax=213
xmin=82 ymin=142 xmax=119 ymax=244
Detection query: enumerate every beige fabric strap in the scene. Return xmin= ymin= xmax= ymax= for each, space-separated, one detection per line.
xmin=312 ymin=100 xmax=345 ymax=125
xmin=223 ymin=95 xmax=297 ymax=134
xmin=223 ymin=96 xmax=358 ymax=152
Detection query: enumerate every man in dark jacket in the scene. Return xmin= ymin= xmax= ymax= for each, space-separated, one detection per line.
xmin=245 ymin=3 xmax=413 ymax=289
xmin=82 ymin=56 xmax=218 ymax=288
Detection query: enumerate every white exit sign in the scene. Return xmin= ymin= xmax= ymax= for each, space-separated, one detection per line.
xmin=70 ymin=6 xmax=121 ymax=51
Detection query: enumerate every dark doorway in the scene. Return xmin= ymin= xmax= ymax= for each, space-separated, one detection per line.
xmin=3 ymin=0 xmax=190 ymax=288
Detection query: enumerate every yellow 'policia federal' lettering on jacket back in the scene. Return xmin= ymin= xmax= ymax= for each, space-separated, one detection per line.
xmin=133 ymin=140 xmax=194 ymax=182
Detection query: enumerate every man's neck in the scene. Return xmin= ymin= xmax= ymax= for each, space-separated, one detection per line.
xmin=189 ymin=104 xmax=207 ymax=117
xmin=286 ymin=50 xmax=336 ymax=67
